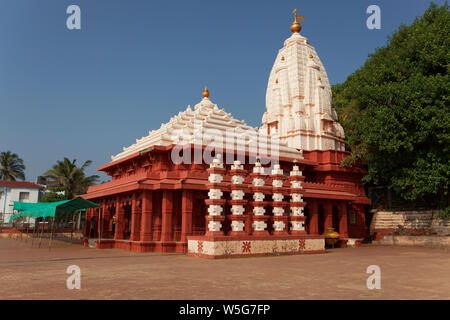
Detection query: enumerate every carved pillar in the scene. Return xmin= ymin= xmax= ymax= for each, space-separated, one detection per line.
xmin=289 ymin=161 xmax=306 ymax=235
xmin=114 ymin=199 xmax=125 ymax=240
xmin=229 ymin=160 xmax=247 ymax=236
xmin=338 ymin=201 xmax=349 ymax=238
xmin=101 ymin=201 xmax=109 ymax=238
xmin=161 ymin=190 xmax=173 ymax=242
xmin=271 ymin=164 xmax=288 ymax=235
xmin=140 ymin=190 xmax=153 ymax=241
xmin=205 ymin=155 xmax=226 ymax=236
xmin=130 ymin=193 xmax=141 ymax=241
xmin=181 ymin=190 xmax=193 ymax=242
xmin=323 ymin=200 xmax=333 ymax=231
xmin=251 ymin=159 xmax=269 ymax=235
xmin=308 ymin=200 xmax=319 ymax=235
xmin=83 ymin=208 xmax=91 ymax=237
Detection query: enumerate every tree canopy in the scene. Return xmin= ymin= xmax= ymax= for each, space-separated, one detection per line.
xmin=43 ymin=158 xmax=99 ymax=199
xmin=332 ymin=2 xmax=449 ymax=204
xmin=0 ymin=151 xmax=26 ymax=181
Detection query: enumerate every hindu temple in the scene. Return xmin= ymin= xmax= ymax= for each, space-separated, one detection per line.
xmin=82 ymin=11 xmax=370 ymax=257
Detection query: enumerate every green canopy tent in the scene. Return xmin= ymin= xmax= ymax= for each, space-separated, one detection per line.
xmin=11 ymin=198 xmax=99 ymax=221
xmin=10 ymin=197 xmax=100 ymax=250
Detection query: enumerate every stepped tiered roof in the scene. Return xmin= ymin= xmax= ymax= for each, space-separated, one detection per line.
xmin=111 ymin=88 xmax=303 ymax=162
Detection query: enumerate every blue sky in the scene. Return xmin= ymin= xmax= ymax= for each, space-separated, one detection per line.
xmin=0 ymin=0 xmax=443 ymax=182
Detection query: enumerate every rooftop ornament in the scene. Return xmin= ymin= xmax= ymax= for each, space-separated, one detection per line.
xmin=290 ymin=8 xmax=305 ymax=33
xmin=202 ymin=86 xmax=210 ymax=98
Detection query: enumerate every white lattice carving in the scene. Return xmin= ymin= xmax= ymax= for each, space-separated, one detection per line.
xmin=272 ymin=193 xmax=284 ymax=202
xmin=253 ymin=206 xmax=265 ymax=215
xmin=253 ymin=220 xmax=267 ymax=232
xmin=231 ymin=190 xmax=245 ymax=200
xmin=208 ymin=189 xmax=223 ymax=199
xmin=231 ymin=220 xmax=245 ymax=232
xmin=208 ymin=221 xmax=222 ymax=232
xmin=208 ymin=174 xmax=223 ymax=183
xmin=253 ymin=192 xmax=265 ymax=202
xmin=231 ymin=205 xmax=245 ymax=215
xmin=273 ymin=221 xmax=286 ymax=231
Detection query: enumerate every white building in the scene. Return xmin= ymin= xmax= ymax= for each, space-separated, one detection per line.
xmin=0 ymin=180 xmax=43 ymax=225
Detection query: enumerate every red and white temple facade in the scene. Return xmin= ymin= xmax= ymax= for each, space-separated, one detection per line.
xmin=82 ymin=15 xmax=370 ymax=258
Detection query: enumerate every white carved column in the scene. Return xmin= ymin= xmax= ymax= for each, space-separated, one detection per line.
xmin=271 ymin=164 xmax=288 ymax=235
xmin=251 ymin=159 xmax=269 ymax=235
xmin=205 ymin=155 xmax=226 ymax=236
xmin=289 ymin=160 xmax=306 ymax=235
xmin=229 ymin=161 xmax=248 ymax=236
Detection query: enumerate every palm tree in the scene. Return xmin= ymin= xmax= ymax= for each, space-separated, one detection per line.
xmin=43 ymin=158 xmax=99 ymax=199
xmin=0 ymin=151 xmax=26 ymax=181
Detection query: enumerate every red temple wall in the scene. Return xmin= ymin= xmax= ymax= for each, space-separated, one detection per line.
xmin=83 ymin=146 xmax=371 ymax=252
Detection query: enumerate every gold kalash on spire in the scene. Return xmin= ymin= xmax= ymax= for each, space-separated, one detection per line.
xmin=202 ymin=86 xmax=210 ymax=98
xmin=290 ymin=8 xmax=305 ymax=33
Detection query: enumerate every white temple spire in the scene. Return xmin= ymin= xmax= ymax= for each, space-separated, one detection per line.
xmin=260 ymin=11 xmax=345 ymax=151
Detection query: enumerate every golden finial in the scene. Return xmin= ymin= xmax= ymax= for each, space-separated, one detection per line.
xmin=290 ymin=8 xmax=305 ymax=33
xmin=202 ymin=86 xmax=210 ymax=98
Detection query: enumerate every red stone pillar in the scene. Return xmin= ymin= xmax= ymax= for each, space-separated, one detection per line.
xmin=114 ymin=199 xmax=124 ymax=240
xmin=244 ymin=199 xmax=253 ymax=235
xmin=130 ymin=193 xmax=141 ymax=241
xmin=83 ymin=208 xmax=91 ymax=237
xmin=354 ymin=204 xmax=367 ymax=238
xmin=94 ymin=208 xmax=100 ymax=238
xmin=324 ymin=201 xmax=333 ymax=231
xmin=140 ymin=191 xmax=153 ymax=241
xmin=181 ymin=190 xmax=193 ymax=242
xmin=161 ymin=190 xmax=173 ymax=242
xmin=101 ymin=202 xmax=109 ymax=238
xmin=309 ymin=200 xmax=319 ymax=235
xmin=338 ymin=201 xmax=349 ymax=238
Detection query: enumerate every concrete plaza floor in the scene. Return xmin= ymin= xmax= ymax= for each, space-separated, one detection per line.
xmin=0 ymin=237 xmax=449 ymax=300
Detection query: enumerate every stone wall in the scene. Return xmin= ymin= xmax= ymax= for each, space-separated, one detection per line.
xmin=376 ymin=235 xmax=450 ymax=248
xmin=370 ymin=210 xmax=450 ymax=240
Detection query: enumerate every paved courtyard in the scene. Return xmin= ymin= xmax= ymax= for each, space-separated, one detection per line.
xmin=0 ymin=237 xmax=449 ymax=300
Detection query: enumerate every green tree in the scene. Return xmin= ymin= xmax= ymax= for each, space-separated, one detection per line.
xmin=332 ymin=2 xmax=449 ymax=205
xmin=43 ymin=158 xmax=99 ymax=199
xmin=0 ymin=151 xmax=26 ymax=181
xmin=40 ymin=186 xmax=68 ymax=202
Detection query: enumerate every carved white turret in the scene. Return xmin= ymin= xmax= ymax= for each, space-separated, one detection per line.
xmin=205 ymin=155 xmax=226 ymax=235
xmin=229 ymin=161 xmax=247 ymax=234
xmin=251 ymin=160 xmax=268 ymax=234
xmin=271 ymin=164 xmax=287 ymax=234
xmin=289 ymin=161 xmax=306 ymax=234
xmin=260 ymin=24 xmax=345 ymax=151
